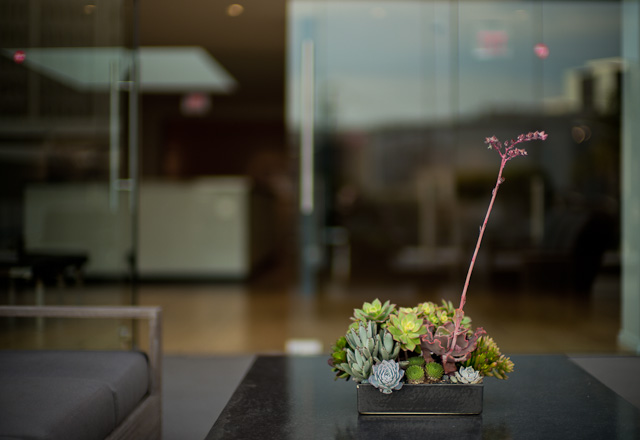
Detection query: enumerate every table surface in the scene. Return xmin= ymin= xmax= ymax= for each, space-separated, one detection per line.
xmin=206 ymin=354 xmax=640 ymax=440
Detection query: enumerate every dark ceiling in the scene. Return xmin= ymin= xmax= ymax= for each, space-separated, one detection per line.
xmin=138 ymin=0 xmax=288 ymax=177
xmin=140 ymin=0 xmax=286 ymax=115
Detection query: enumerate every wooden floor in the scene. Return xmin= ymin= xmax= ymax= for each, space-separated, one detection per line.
xmin=0 ymin=266 xmax=627 ymax=356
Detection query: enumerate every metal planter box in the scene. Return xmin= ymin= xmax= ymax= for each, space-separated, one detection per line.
xmin=357 ymin=383 xmax=483 ymax=415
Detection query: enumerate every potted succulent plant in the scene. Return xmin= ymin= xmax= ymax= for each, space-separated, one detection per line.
xmin=328 ymin=131 xmax=548 ymax=415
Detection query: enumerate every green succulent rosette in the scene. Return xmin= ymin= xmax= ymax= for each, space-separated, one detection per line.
xmin=352 ymin=298 xmax=396 ymax=323
xmin=387 ymin=310 xmax=428 ymax=352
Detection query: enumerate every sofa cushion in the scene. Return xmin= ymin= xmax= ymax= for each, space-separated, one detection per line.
xmin=0 ymin=350 xmax=150 ymax=439
xmin=0 ymin=376 xmax=116 ymax=440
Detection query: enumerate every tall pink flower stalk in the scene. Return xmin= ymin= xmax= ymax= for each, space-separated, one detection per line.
xmin=444 ymin=131 xmax=548 ymax=363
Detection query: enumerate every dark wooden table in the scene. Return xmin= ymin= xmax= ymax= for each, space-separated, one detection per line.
xmin=206 ymin=354 xmax=640 ymax=439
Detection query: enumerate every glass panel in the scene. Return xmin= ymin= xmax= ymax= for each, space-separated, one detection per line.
xmin=0 ymin=0 xmax=138 ymax=347
xmin=287 ymin=1 xmax=622 ymax=297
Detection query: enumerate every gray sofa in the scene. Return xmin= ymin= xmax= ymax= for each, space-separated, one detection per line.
xmin=0 ymin=306 xmax=162 ymax=440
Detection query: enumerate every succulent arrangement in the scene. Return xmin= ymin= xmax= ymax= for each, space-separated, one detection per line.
xmin=328 ymin=132 xmax=547 ymax=394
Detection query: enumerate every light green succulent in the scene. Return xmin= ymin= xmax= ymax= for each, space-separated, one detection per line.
xmin=462 ymin=335 xmax=514 ymax=380
xmin=352 ymin=299 xmax=396 ymax=323
xmin=387 ymin=310 xmax=428 ymax=352
xmin=416 ymin=301 xmax=437 ymax=317
xmin=418 ymin=300 xmax=472 ymax=331
xmin=337 ymin=321 xmax=400 ymax=383
xmin=425 ymin=361 xmax=445 ymax=381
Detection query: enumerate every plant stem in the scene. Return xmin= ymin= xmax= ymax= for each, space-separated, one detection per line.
xmin=458 ymin=156 xmax=506 ymax=312
xmin=447 ymin=155 xmax=507 ymax=355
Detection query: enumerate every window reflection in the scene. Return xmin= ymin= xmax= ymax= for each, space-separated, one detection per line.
xmin=288 ymin=1 xmax=622 ymax=294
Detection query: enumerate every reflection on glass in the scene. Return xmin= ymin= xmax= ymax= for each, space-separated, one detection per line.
xmin=0 ymin=0 xmax=137 ymax=323
xmin=288 ymin=1 xmax=622 ymax=295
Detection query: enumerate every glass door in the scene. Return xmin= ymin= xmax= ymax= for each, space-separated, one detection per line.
xmin=0 ymin=0 xmax=139 ymax=312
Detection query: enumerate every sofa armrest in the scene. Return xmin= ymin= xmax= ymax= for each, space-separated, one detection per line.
xmin=0 ymin=306 xmax=162 ymax=397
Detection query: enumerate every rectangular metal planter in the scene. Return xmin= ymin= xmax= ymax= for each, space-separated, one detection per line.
xmin=357 ymin=383 xmax=483 ymax=415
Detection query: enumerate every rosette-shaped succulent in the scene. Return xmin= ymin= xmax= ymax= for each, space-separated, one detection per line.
xmin=420 ymin=321 xmax=486 ymax=374
xmin=462 ymin=335 xmax=514 ymax=380
xmin=352 ymin=299 xmax=396 ymax=323
xmin=369 ymin=360 xmax=405 ymax=394
xmin=425 ymin=361 xmax=445 ymax=381
xmin=416 ymin=301 xmax=437 ymax=318
xmin=405 ymin=365 xmax=425 ymax=384
xmin=387 ymin=310 xmax=428 ymax=352
xmin=337 ymin=321 xmax=401 ymax=383
xmin=451 ymin=366 xmax=483 ymax=384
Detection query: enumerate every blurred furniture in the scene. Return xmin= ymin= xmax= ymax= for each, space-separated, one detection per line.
xmin=206 ymin=355 xmax=640 ymax=439
xmin=24 ymin=183 xmax=132 ymax=278
xmin=0 ymin=251 xmax=88 ymax=306
xmin=24 ymin=178 xmax=278 ymax=280
xmin=0 ymin=306 xmax=162 ymax=440
xmin=138 ymin=177 xmax=253 ymax=279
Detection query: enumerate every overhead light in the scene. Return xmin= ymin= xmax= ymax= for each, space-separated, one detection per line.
xmin=1 ymin=46 xmax=238 ymax=94
xmin=227 ymin=4 xmax=244 ymax=17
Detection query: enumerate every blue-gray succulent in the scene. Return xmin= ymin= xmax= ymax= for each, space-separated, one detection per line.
xmin=368 ymin=360 xmax=404 ymax=394
xmin=450 ymin=366 xmax=483 ymax=384
xmin=337 ymin=321 xmax=401 ymax=383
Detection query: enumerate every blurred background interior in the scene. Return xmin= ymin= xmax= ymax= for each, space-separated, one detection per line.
xmin=1 ymin=0 xmax=639 ymax=358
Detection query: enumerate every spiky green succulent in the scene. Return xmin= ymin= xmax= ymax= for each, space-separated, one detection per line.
xmin=387 ymin=310 xmax=428 ymax=352
xmin=406 ymin=365 xmax=426 ymax=384
xmin=406 ymin=356 xmax=426 ymax=367
xmin=352 ymin=299 xmax=396 ymax=323
xmin=425 ymin=361 xmax=444 ymax=381
xmin=336 ymin=321 xmax=401 ymax=383
xmin=462 ymin=335 xmax=514 ymax=380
